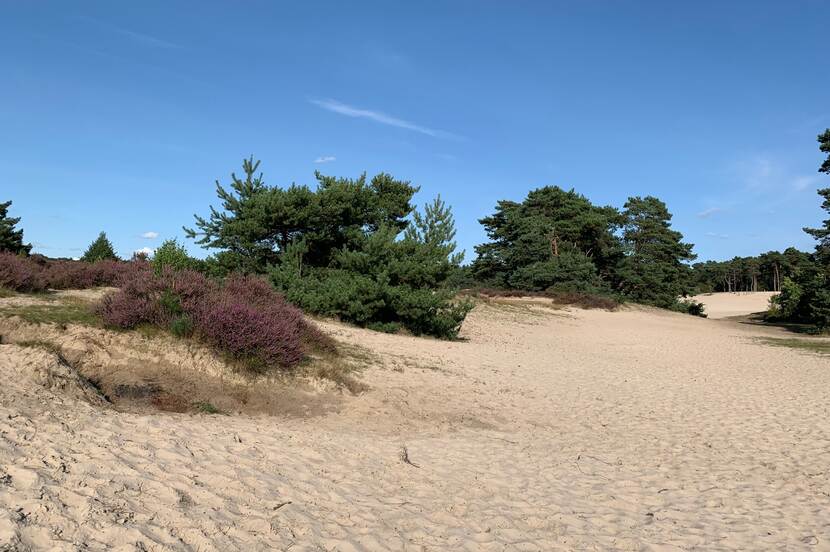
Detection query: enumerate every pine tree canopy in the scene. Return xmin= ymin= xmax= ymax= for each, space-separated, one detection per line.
xmin=0 ymin=200 xmax=32 ymax=255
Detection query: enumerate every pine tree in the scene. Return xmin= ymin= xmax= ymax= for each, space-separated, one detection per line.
xmin=818 ymin=128 xmax=830 ymax=175
xmin=81 ymin=231 xmax=119 ymax=262
xmin=803 ymin=188 xmax=830 ymax=264
xmin=405 ymin=195 xmax=464 ymax=266
xmin=0 ymin=200 xmax=32 ymax=255
xmin=804 ymin=129 xmax=830 ymax=263
xmin=616 ymin=196 xmax=696 ymax=307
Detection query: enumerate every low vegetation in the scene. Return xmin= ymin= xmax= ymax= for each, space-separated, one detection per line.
xmin=0 ymin=251 xmax=147 ymax=293
xmin=98 ymin=268 xmax=331 ymax=372
xmin=0 ymin=300 xmax=100 ymax=327
xmin=756 ymin=337 xmax=830 ymax=356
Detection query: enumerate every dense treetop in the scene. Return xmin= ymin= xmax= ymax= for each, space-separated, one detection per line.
xmin=186 ymin=158 xmax=469 ymax=338
xmin=471 ymin=187 xmax=696 ymax=308
xmin=81 ymin=231 xmax=119 ymax=263
xmin=0 ymin=200 xmax=31 ymax=255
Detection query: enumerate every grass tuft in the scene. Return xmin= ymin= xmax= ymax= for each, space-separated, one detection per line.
xmin=0 ymin=300 xmax=100 ymax=327
xmin=14 ymin=339 xmax=63 ymax=355
xmin=193 ymin=401 xmax=222 ymax=414
xmin=756 ymin=337 xmax=830 ymax=356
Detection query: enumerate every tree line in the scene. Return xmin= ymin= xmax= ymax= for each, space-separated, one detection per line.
xmin=2 ymin=128 xmax=830 ymax=333
xmin=690 ymin=249 xmax=812 ymax=293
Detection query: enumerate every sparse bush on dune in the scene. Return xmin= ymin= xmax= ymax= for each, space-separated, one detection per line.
xmin=669 ymin=298 xmax=707 ymax=318
xmin=98 ymin=269 xmax=323 ymax=371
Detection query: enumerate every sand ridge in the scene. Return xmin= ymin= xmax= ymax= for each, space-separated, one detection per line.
xmin=1 ymin=293 xmax=829 ymax=550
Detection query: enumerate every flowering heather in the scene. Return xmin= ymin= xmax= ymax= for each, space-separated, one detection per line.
xmin=43 ymin=259 xmax=148 ymax=289
xmin=198 ymin=296 xmax=305 ymax=369
xmin=0 ymin=252 xmax=46 ymax=292
xmin=98 ymin=270 xmax=316 ymax=370
xmin=0 ymin=254 xmax=150 ymax=292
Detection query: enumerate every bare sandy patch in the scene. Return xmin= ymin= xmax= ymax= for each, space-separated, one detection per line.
xmin=1 ymin=292 xmax=829 ymax=550
xmin=692 ymin=291 xmax=778 ymax=319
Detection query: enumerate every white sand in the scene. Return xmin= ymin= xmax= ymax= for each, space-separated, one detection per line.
xmin=1 ymin=297 xmax=829 ymax=550
xmin=691 ymin=291 xmax=778 ymax=319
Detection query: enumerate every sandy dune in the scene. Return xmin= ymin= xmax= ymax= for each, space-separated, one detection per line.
xmin=691 ymin=291 xmax=778 ymax=319
xmin=1 ymin=296 xmax=829 ymax=550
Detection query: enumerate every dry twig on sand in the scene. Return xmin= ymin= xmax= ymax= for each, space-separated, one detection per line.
xmin=399 ymin=445 xmax=421 ymax=468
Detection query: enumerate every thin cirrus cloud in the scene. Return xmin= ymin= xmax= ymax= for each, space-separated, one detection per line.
xmin=310 ymin=98 xmax=461 ymax=140
xmin=75 ymin=15 xmax=180 ymax=49
xmin=705 ymin=232 xmax=730 ymax=240
xmin=314 ymin=156 xmax=336 ymax=164
xmin=140 ymin=231 xmax=159 ymax=239
xmin=791 ymin=175 xmax=821 ymax=192
xmin=696 ymin=207 xmax=723 ymax=219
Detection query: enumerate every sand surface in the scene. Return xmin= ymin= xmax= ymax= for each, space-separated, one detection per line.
xmin=691 ymin=291 xmax=778 ymax=319
xmin=1 ymin=294 xmax=829 ymax=550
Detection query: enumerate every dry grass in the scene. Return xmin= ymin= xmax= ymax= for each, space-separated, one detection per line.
xmin=756 ymin=337 xmax=830 ymax=356
xmin=0 ymin=298 xmax=100 ymax=327
xmin=13 ymin=339 xmax=64 ymax=355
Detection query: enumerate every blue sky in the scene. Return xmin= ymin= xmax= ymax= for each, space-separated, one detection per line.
xmin=2 ymin=0 xmax=828 ymax=262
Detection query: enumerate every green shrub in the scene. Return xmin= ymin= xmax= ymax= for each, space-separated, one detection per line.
xmin=670 ymin=298 xmax=707 ymax=317
xmin=808 ymin=287 xmax=830 ymax=330
xmin=507 ymin=251 xmax=606 ymax=293
xmin=271 ymin=231 xmax=472 ymax=339
xmin=769 ymin=277 xmax=803 ymax=319
xmin=169 ymin=315 xmax=194 ymax=337
xmin=152 ymin=239 xmax=197 ymax=274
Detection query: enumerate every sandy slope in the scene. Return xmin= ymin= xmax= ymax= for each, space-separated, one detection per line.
xmin=691 ymin=291 xmax=778 ymax=319
xmin=1 ymin=296 xmax=829 ymax=551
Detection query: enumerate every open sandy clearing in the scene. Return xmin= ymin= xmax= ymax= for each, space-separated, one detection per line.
xmin=1 ymin=296 xmax=829 ymax=551
xmin=691 ymin=291 xmax=777 ymax=319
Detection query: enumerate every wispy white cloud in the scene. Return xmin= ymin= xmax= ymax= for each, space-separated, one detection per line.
xmin=697 ymin=207 xmax=723 ymax=219
xmin=310 ymin=98 xmax=460 ymax=140
xmin=791 ymin=175 xmax=821 ymax=192
xmin=314 ymin=156 xmax=336 ymax=164
xmin=736 ymin=156 xmax=775 ymax=190
xmin=705 ymin=232 xmax=730 ymax=239
xmin=134 ymin=246 xmax=154 ymax=256
xmin=140 ymin=231 xmax=159 ymax=239
xmin=76 ymin=15 xmax=179 ymax=49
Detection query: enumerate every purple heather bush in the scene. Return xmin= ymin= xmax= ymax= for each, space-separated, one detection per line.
xmin=98 ymin=270 xmax=320 ymax=371
xmin=43 ymin=259 xmax=149 ymax=289
xmin=0 ymin=254 xmax=150 ymax=292
xmin=0 ymin=252 xmax=46 ymax=292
